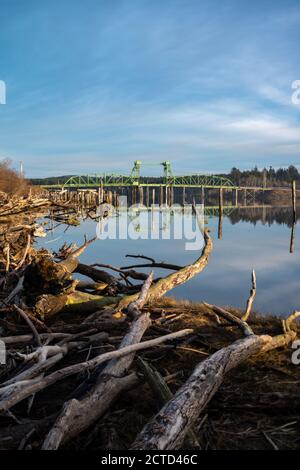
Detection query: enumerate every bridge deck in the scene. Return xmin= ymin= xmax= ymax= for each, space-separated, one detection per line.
xmin=43 ymin=183 xmax=296 ymax=191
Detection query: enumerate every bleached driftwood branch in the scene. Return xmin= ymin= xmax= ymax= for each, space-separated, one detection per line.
xmin=131 ymin=329 xmax=296 ymax=450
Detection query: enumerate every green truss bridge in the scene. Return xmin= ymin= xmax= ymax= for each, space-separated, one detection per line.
xmin=42 ymin=161 xmax=235 ymax=189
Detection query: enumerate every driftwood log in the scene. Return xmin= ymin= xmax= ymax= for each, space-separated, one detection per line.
xmin=42 ymin=272 xmax=190 ymax=449
xmin=131 ymin=329 xmax=296 ymax=450
xmin=41 ymin=272 xmax=153 ymax=449
xmin=0 ymin=324 xmax=192 ymax=413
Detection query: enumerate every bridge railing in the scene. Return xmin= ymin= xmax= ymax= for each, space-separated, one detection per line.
xmin=172 ymin=174 xmax=234 ymax=187
xmin=59 ymin=173 xmax=235 ymax=189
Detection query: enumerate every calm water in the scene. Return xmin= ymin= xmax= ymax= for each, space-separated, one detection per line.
xmin=38 ymin=206 xmax=300 ymax=316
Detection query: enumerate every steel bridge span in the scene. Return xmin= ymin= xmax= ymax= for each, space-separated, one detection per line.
xmin=42 ymin=161 xmax=237 ymax=189
xmin=42 ymin=161 xmax=295 ymax=193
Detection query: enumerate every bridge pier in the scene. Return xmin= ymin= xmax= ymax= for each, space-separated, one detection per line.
xmin=138 ymin=187 xmax=144 ymax=205
xmin=98 ymin=184 xmax=104 ymax=204
xmin=201 ymin=186 xmax=205 ymax=205
xmin=132 ymin=187 xmax=136 ymax=205
xmin=218 ymin=188 xmax=223 ymax=240
xmin=219 ymin=188 xmax=223 ymax=212
xmin=170 ymin=186 xmax=174 ymax=206
xmin=290 ymin=180 xmax=297 ymax=254
xmin=165 ymin=186 xmax=172 ymax=206
xmin=235 ymin=188 xmax=238 ymax=207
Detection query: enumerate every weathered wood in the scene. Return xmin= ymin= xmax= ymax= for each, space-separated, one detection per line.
xmin=16 ymin=234 xmax=31 ymax=270
xmin=0 ymin=326 xmax=192 ymax=414
xmin=42 ymin=272 xmax=155 ymax=449
xmin=131 ymin=331 xmax=296 ymax=450
xmin=204 ymin=302 xmax=254 ymax=337
xmin=23 ymin=237 xmax=97 ymax=300
xmin=283 ymin=310 xmax=300 ymax=332
xmin=33 ymin=293 xmax=69 ymax=319
xmin=75 ymin=280 xmax=108 ymax=292
xmin=64 ymin=291 xmax=119 ymax=314
xmin=13 ymin=304 xmax=41 ymax=346
xmin=121 ymin=254 xmax=183 ymax=271
xmin=1 ymin=332 xmax=72 ymax=344
xmin=92 ymin=262 xmax=148 ymax=281
xmin=242 ymin=269 xmax=257 ymax=321
xmin=75 ymin=263 xmax=120 ymax=288
xmin=137 ymin=358 xmax=201 ymax=448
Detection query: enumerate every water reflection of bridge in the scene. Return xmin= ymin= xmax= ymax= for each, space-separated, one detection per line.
xmin=202 ymin=204 xmax=277 ymax=217
xmin=111 ymin=203 xmax=278 ymax=218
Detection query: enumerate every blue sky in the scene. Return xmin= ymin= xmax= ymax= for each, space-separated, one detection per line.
xmin=0 ymin=0 xmax=300 ymax=177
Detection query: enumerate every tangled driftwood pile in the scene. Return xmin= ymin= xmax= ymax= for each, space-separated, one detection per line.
xmin=0 ymin=194 xmax=299 ymax=450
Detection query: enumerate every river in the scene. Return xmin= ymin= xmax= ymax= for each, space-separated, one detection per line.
xmin=38 ymin=205 xmax=300 ymax=316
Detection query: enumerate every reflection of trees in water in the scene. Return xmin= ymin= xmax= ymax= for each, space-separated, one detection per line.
xmin=228 ymin=207 xmax=299 ymax=228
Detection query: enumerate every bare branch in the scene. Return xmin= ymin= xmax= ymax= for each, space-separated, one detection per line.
xmin=242 ymin=269 xmax=257 ymax=322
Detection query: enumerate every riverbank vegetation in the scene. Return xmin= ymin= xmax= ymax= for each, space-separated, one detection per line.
xmin=0 ymin=159 xmax=30 ymax=196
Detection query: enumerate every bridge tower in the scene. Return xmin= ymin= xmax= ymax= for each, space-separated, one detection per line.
xmin=130 ymin=160 xmax=141 ymax=185
xmin=161 ymin=161 xmax=174 ymax=185
xmin=130 ymin=160 xmax=174 ymax=186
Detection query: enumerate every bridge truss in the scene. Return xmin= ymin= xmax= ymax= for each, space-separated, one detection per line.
xmin=43 ymin=161 xmax=235 ymax=189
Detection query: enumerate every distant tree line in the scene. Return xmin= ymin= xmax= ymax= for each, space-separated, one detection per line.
xmin=228 ymin=206 xmax=300 ymax=228
xmin=226 ymin=165 xmax=299 ymax=187
xmin=31 ymin=175 xmax=74 ymax=186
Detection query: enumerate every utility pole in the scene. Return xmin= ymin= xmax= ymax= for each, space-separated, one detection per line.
xmin=19 ymin=161 xmax=23 ymax=177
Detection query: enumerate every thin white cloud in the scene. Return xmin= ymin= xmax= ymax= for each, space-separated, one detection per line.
xmin=226 ymin=117 xmax=300 ymax=142
xmin=257 ymin=85 xmax=292 ymax=106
